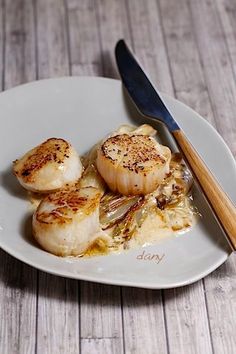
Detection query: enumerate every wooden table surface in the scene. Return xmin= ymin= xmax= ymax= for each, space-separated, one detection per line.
xmin=1 ymin=0 xmax=236 ymax=353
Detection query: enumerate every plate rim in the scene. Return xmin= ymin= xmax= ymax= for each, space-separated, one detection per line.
xmin=0 ymin=76 xmax=235 ymax=289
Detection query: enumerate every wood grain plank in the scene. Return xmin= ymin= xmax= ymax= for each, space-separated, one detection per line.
xmin=126 ymin=0 xmax=173 ymax=95
xmin=36 ymin=0 xmax=69 ymax=78
xmin=37 ymin=274 xmax=79 ymax=354
xmin=80 ymin=282 xmax=123 ymax=354
xmin=0 ymin=1 xmax=37 ymax=354
xmin=35 ymin=1 xmax=80 ymax=353
xmin=189 ymin=0 xmax=236 ymax=154
xmin=66 ymin=0 xmax=102 ymax=76
xmin=81 ymin=338 xmax=121 ymax=354
xmin=159 ymin=0 xmax=215 ymax=125
xmin=96 ymin=0 xmax=131 ymax=78
xmin=203 ymin=255 xmax=236 ymax=354
xmin=121 ymin=288 xmax=168 ymax=354
xmin=0 ymin=255 xmax=37 ymax=354
xmin=164 ymin=283 xmax=212 ymax=354
xmin=4 ymin=0 xmax=36 ymax=88
xmin=215 ymin=0 xmax=236 ymax=80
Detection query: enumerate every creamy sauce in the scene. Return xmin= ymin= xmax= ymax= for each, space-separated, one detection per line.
xmin=96 ymin=196 xmax=197 ymax=256
xmin=84 ymin=237 xmax=110 ymax=257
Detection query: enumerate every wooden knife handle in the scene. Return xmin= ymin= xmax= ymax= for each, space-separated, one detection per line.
xmin=172 ymin=129 xmax=236 ymax=251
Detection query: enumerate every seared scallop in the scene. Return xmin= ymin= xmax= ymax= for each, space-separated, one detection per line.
xmin=32 ymin=186 xmax=107 ymax=256
xmin=13 ymin=138 xmax=83 ymax=193
xmin=96 ymin=134 xmax=171 ymax=196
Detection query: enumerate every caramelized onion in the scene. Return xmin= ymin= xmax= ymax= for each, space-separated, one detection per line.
xmin=100 ymin=193 xmax=141 ymax=229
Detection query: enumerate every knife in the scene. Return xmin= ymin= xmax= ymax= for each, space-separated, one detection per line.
xmin=115 ymin=39 xmax=236 ymax=251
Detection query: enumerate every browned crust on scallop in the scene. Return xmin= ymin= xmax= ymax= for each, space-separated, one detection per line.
xmin=35 ymin=187 xmax=101 ymax=225
xmin=100 ymin=134 xmax=166 ymax=172
xmin=13 ymin=138 xmax=71 ymax=183
xmin=101 ymin=134 xmax=127 ymax=164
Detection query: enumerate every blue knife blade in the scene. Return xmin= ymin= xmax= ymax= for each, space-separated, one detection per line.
xmin=115 ymin=39 xmax=179 ymax=132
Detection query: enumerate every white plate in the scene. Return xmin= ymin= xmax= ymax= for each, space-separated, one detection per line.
xmin=0 ymin=77 xmax=235 ymax=289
